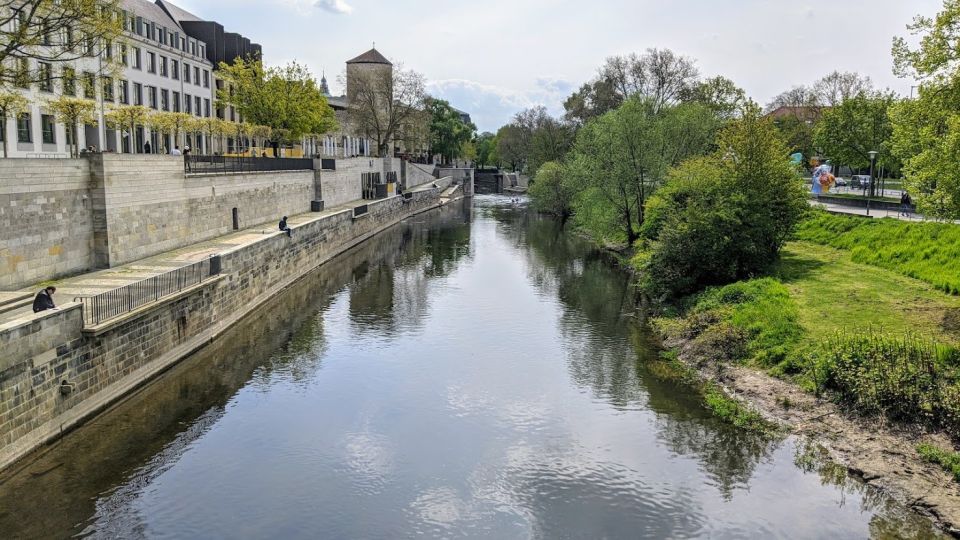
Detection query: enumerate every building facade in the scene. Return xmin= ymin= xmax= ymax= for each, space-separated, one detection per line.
xmin=0 ymin=0 xmax=246 ymax=158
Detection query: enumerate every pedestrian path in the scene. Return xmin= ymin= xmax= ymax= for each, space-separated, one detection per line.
xmin=0 ymin=198 xmax=376 ymax=327
xmin=809 ymin=200 xmax=925 ymax=221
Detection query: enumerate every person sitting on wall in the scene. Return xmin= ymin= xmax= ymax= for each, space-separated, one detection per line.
xmin=32 ymin=286 xmax=57 ymax=313
xmin=279 ymin=216 xmax=292 ymax=237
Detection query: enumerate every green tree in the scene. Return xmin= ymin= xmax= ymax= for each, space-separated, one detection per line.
xmin=427 ymin=98 xmax=475 ymax=164
xmin=813 ymin=91 xmax=899 ymax=179
xmin=529 ymin=161 xmax=576 ymax=223
xmin=681 ymin=76 xmax=747 ymax=120
xmin=891 ymin=1 xmax=960 ymax=218
xmin=148 ymin=112 xmax=193 ymax=152
xmin=475 ymin=132 xmax=496 ymax=169
xmin=217 ymin=58 xmax=338 ymax=151
xmin=639 ymin=106 xmax=807 ymax=297
xmin=45 ymin=96 xmax=95 ymax=157
xmin=495 ymin=124 xmax=527 ymax=172
xmin=0 ymin=91 xmax=29 ymax=157
xmin=105 ymin=105 xmax=150 ymax=154
xmin=569 ymin=98 xmax=718 ymax=244
xmin=0 ymin=0 xmax=123 ymax=88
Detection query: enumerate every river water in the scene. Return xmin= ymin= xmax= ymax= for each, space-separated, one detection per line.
xmin=0 ymin=196 xmax=943 ymax=539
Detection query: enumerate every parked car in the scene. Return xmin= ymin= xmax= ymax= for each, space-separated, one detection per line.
xmin=850 ymin=175 xmax=872 ymax=189
xmin=834 ymin=177 xmax=848 ymax=186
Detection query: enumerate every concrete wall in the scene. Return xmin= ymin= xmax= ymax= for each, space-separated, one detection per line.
xmin=318 ymin=157 xmax=382 ymax=209
xmin=0 ymin=186 xmax=446 ymax=471
xmin=94 ymin=155 xmax=314 ymax=266
xmin=0 ymin=159 xmax=94 ymax=290
xmin=406 ymin=161 xmax=436 ymax=189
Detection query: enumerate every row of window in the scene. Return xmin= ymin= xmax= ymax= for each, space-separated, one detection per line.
xmin=121 ymin=9 xmax=206 ymax=60
xmin=127 ymin=46 xmax=210 ymax=88
xmin=1 ymin=113 xmax=60 ymax=145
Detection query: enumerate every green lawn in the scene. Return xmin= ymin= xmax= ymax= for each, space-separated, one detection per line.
xmin=773 ymin=241 xmax=960 ymax=347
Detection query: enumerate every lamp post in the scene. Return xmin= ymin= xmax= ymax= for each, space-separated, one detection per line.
xmin=867 ymin=150 xmax=879 ymax=216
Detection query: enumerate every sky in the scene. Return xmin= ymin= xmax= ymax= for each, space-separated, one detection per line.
xmin=172 ymin=0 xmax=942 ymax=133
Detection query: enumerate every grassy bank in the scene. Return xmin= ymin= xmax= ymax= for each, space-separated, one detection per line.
xmin=652 ymin=227 xmax=960 ymax=437
xmin=795 ymin=212 xmax=960 ymax=294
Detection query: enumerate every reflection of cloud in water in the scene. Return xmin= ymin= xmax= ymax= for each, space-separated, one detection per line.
xmin=446 ymin=385 xmax=551 ymax=432
xmin=408 ymin=487 xmax=472 ymax=527
xmin=339 ymin=430 xmax=395 ymax=496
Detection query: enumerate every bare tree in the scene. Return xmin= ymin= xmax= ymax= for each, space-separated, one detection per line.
xmin=0 ymin=0 xmax=123 ymax=87
xmin=812 ymin=71 xmax=873 ymax=107
xmin=597 ymin=48 xmax=699 ymax=112
xmin=347 ymin=63 xmax=426 ymax=156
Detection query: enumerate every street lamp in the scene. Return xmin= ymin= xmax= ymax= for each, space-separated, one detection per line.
xmin=867 ymin=150 xmax=879 ymax=216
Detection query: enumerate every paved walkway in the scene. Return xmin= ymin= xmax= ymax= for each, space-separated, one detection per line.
xmin=809 ymin=199 xmax=925 ymax=221
xmin=0 ymin=198 xmax=376 ymax=326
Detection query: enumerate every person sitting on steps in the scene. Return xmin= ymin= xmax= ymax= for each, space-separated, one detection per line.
xmin=279 ymin=216 xmax=292 ymax=237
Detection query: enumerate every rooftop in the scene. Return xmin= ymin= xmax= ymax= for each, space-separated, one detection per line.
xmin=346 ymin=48 xmax=392 ymax=66
xmin=155 ymin=0 xmax=204 ymax=23
xmin=123 ymin=0 xmax=182 ymax=30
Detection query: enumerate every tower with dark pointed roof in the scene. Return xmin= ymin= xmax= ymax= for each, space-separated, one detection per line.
xmin=320 ymin=71 xmax=330 ymax=96
xmin=346 ymin=47 xmax=393 ymax=103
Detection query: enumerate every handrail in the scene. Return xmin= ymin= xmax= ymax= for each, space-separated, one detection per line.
xmin=184 ymin=155 xmax=313 ymax=174
xmin=74 ymin=257 xmax=220 ymax=327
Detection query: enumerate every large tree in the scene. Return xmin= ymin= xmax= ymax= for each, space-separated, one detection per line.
xmin=813 ymin=91 xmax=899 ymax=180
xmin=104 ymin=104 xmax=149 ymax=153
xmin=427 ymin=98 xmax=475 ymax=164
xmin=562 ymin=48 xmax=700 ymax=123
xmin=0 ymin=0 xmax=123 ymax=87
xmin=346 ymin=62 xmax=426 ymax=156
xmin=474 ymin=131 xmax=496 ymax=169
xmin=681 ymin=76 xmax=747 ymax=120
xmin=217 ymin=58 xmax=338 ymax=153
xmin=890 ymin=0 xmax=960 ymax=218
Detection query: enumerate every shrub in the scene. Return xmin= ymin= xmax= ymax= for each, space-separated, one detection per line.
xmin=638 ymin=108 xmax=808 ymax=297
xmin=529 ymin=161 xmax=576 ymax=222
xmin=814 ymin=331 xmax=960 ymax=432
xmin=917 ymin=443 xmax=960 ymax=482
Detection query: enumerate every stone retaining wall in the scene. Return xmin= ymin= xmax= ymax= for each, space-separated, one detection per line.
xmin=0 ymin=159 xmax=94 ymax=289
xmin=0 ymin=186 xmax=445 ymax=472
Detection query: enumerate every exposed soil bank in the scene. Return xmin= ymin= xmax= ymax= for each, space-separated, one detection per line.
xmin=663 ymin=332 xmax=960 ymax=537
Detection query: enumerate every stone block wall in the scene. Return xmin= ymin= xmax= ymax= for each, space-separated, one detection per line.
xmin=96 ymin=155 xmax=315 ymax=266
xmin=0 ymin=159 xmax=94 ymax=290
xmin=0 ymin=186 xmax=444 ymax=471
xmin=406 ymin=161 xmax=436 ymax=189
xmin=317 ymin=157 xmax=382 ymax=208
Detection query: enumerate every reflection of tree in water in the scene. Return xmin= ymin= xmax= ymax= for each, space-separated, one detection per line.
xmin=347 ymin=206 xmax=472 ymax=336
xmin=500 ymin=208 xmax=776 ymax=500
xmin=793 ymin=443 xmax=944 ymax=539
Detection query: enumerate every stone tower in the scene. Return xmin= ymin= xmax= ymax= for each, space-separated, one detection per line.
xmin=345 ymin=47 xmax=393 ymax=102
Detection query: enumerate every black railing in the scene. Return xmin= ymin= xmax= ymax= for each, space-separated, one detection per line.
xmin=74 ymin=257 xmax=220 ymax=327
xmin=184 ymin=155 xmax=313 ymax=174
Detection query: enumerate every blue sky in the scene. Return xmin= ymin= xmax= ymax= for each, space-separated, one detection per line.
xmin=174 ymin=0 xmax=940 ymax=132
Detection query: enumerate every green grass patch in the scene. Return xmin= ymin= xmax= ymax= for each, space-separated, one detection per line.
xmin=703 ymin=384 xmax=774 ymax=433
xmin=917 ymin=443 xmax=960 ymax=482
xmin=795 ymin=211 xmax=960 ymax=295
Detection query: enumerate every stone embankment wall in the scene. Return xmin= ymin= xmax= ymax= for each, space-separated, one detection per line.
xmin=93 ymin=155 xmax=316 ymax=266
xmin=0 ymin=186 xmax=447 ymax=472
xmin=0 ymin=159 xmax=94 ymax=290
xmin=0 ymin=155 xmax=425 ymax=290
xmin=405 ymin=162 xmax=436 ymax=189
xmin=316 ymin=157 xmax=381 ymax=208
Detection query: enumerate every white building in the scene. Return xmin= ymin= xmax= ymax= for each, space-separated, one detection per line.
xmin=1 ymin=0 xmax=216 ymax=157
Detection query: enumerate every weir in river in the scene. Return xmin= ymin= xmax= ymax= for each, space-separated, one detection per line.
xmin=0 ymin=196 xmax=942 ymax=538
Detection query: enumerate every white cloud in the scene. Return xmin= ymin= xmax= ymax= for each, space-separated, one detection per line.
xmin=427 ymin=78 xmax=569 ymax=132
xmin=315 ymin=0 xmax=353 ymax=15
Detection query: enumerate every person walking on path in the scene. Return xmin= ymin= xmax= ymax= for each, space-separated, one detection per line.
xmin=32 ymin=286 xmax=57 ymax=313
xmin=279 ymin=216 xmax=292 ymax=237
xmin=900 ymin=192 xmax=913 ymax=217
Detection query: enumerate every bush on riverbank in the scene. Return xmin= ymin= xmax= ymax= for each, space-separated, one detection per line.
xmin=811 ymin=331 xmax=960 ymax=432
xmin=795 ymin=211 xmax=960 ymax=294
xmin=637 ymin=109 xmax=808 ymax=298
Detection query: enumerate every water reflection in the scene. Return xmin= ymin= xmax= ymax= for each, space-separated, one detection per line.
xmin=0 ymin=196 xmax=943 ymax=539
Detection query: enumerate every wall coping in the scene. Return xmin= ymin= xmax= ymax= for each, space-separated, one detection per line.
xmin=0 ymin=302 xmax=82 ymax=334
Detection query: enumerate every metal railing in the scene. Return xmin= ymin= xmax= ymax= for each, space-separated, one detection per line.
xmin=184 ymin=155 xmax=313 ymax=174
xmin=74 ymin=257 xmax=220 ymax=327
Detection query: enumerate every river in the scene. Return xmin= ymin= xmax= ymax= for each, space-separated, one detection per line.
xmin=0 ymin=196 xmax=942 ymax=539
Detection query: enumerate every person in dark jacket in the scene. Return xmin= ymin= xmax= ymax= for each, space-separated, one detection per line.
xmin=144 ymin=141 xmax=152 ymax=154
xmin=279 ymin=216 xmax=292 ymax=237
xmin=32 ymin=286 xmax=57 ymax=313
